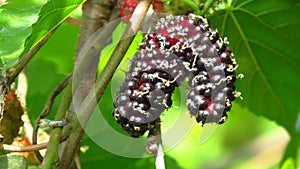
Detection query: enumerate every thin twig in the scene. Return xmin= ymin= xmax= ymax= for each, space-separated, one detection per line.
xmin=36 ymin=74 xmax=72 ymax=120
xmin=33 ymin=74 xmax=72 ymax=162
xmin=65 ymin=17 xmax=81 ymax=27
xmin=41 ymin=80 xmax=73 ymax=169
xmin=146 ymin=119 xmax=166 ymax=169
xmin=0 ymin=135 xmax=69 ymax=153
xmin=146 ymin=119 xmax=162 ymax=154
xmin=0 ymin=142 xmax=48 ymax=152
xmin=58 ymin=1 xmax=153 ymax=168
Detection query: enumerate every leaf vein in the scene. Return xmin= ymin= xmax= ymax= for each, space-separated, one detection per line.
xmin=234 ymin=0 xmax=254 ymax=8
xmin=232 ymin=8 xmax=295 ymax=42
xmin=228 ymin=10 xmax=288 ymax=121
xmin=247 ymin=39 xmax=299 ymax=69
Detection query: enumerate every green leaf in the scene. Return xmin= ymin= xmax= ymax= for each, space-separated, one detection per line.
xmin=0 ymin=154 xmax=27 ymax=169
xmin=0 ymin=0 xmax=47 ymax=68
xmin=209 ymin=0 xmax=300 ymax=161
xmin=0 ymin=0 xmax=85 ymax=69
xmin=23 ymin=0 xmax=85 ymax=56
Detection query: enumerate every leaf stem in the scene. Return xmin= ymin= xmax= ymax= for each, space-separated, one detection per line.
xmin=33 ymin=74 xmax=72 ymax=163
xmin=180 ymin=0 xmax=201 ymax=14
xmin=201 ymin=0 xmax=215 ymax=15
xmin=65 ymin=17 xmax=81 ymax=27
xmin=41 ymin=80 xmax=73 ymax=169
xmin=146 ymin=119 xmax=165 ymax=169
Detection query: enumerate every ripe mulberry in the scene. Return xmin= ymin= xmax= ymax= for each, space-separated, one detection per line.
xmin=113 ymin=14 xmax=240 ymax=137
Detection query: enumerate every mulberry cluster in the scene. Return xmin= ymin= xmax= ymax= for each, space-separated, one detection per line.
xmin=113 ymin=14 xmax=239 ymax=137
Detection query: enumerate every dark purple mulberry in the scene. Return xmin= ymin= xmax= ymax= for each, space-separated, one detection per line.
xmin=113 ymin=14 xmax=240 ymax=137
